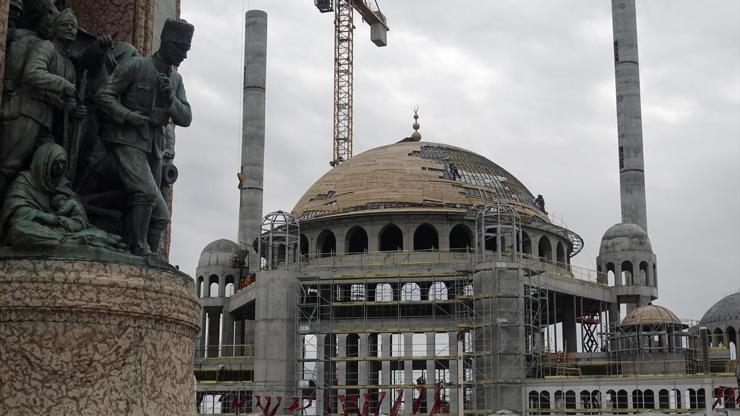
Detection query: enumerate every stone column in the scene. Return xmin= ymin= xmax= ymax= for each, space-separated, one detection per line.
xmin=315 ymin=334 xmax=326 ymax=415
xmin=562 ymin=299 xmax=578 ymax=353
xmin=358 ymin=333 xmax=369 ymax=411
xmin=207 ymin=310 xmax=221 ymax=357
xmin=197 ymin=309 xmax=208 ymax=357
xmin=425 ymin=332 xmax=436 ymax=411
xmin=381 ymin=333 xmax=392 ymax=414
xmin=337 ymin=334 xmax=348 ymax=399
xmin=403 ymin=333 xmax=414 ymax=414
xmin=221 ymin=311 xmax=234 ymax=357
xmin=234 ymin=318 xmax=245 ymax=356
xmin=448 ymin=331 xmax=459 ymax=413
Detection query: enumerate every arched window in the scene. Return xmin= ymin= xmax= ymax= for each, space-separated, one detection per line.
xmin=345 ymin=226 xmax=368 ymax=253
xmin=713 ymin=328 xmax=725 ymax=347
xmin=209 ymin=275 xmax=219 ymax=297
xmin=556 ymin=242 xmax=566 ymax=264
xmin=401 ymin=283 xmax=421 ymax=301
xmin=727 ymin=326 xmax=737 ymax=359
xmin=538 ymin=236 xmax=552 ymax=262
xmin=606 ymin=390 xmax=617 ymax=409
xmin=591 ymin=390 xmax=601 ymax=410
xmin=300 ymin=234 xmax=309 ymax=258
xmin=565 ymin=390 xmax=576 ymax=413
xmin=413 ymin=223 xmax=439 ymax=250
xmin=350 ymin=284 xmax=365 ymax=301
xmin=540 ymin=391 xmax=551 ymax=411
xmin=225 ymin=275 xmax=235 ymax=297
xmin=617 ymin=390 xmax=628 ymax=409
xmin=697 ymin=388 xmax=706 ymax=409
xmin=554 ymin=391 xmax=564 ymax=409
xmin=580 ymin=391 xmax=592 ymax=410
xmin=379 ymin=224 xmax=403 ymax=251
xmin=658 ymin=389 xmax=670 ymax=409
xmin=639 ymin=261 xmax=649 ymax=286
xmin=449 ymin=224 xmax=472 ymax=252
xmin=621 ymin=261 xmax=633 ymax=285
xmin=644 ymin=389 xmax=655 ymax=409
xmin=196 ymin=276 xmax=204 ymax=298
xmin=529 ymin=391 xmax=540 ymax=412
xmin=522 ymin=231 xmax=532 ymax=255
xmin=606 ymin=262 xmax=616 ymax=286
xmin=674 ymin=389 xmax=683 ymax=409
xmin=428 ymin=282 xmax=448 ymax=300
xmin=484 ymin=229 xmax=497 ymax=252
xmin=375 ymin=283 xmax=392 ymax=302
xmin=633 ymin=390 xmax=644 ymax=409
xmin=317 ymin=229 xmax=336 ymax=257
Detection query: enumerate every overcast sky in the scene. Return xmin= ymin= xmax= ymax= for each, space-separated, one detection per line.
xmin=172 ymin=0 xmax=739 ymax=321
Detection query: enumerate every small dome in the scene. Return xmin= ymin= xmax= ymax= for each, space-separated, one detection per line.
xmin=198 ymin=239 xmax=239 ymax=269
xmin=599 ymin=222 xmax=653 ymax=255
xmin=700 ymin=291 xmax=740 ymax=329
xmin=621 ymin=304 xmax=681 ymax=327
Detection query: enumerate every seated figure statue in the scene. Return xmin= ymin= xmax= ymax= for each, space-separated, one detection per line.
xmin=0 ymin=143 xmax=126 ymax=251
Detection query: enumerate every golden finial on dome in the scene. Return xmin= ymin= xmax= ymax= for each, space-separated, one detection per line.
xmin=410 ymin=106 xmax=422 ymax=141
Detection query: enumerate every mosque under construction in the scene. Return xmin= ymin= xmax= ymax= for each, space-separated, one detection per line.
xmin=192 ymin=2 xmax=740 ymax=415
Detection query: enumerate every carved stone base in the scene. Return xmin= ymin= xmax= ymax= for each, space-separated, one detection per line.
xmin=0 ymin=253 xmax=201 ymax=416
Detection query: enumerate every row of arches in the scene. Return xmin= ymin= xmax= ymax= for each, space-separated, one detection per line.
xmin=528 ymin=388 xmax=707 ymax=412
xmin=600 ymin=260 xmax=657 ymax=287
xmin=708 ymin=326 xmax=738 ymax=358
xmin=331 ymin=282 xmax=475 ymax=302
xmin=196 ymin=274 xmax=236 ymax=299
xmin=312 ymin=223 xmax=473 ymax=257
xmin=306 ymin=222 xmax=571 ymax=264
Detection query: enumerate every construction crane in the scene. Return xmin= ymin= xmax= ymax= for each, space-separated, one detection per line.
xmin=315 ymin=0 xmax=389 ymax=167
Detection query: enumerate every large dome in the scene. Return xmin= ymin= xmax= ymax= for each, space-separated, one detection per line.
xmin=293 ymin=141 xmax=549 ymax=222
xmin=197 ymin=239 xmax=239 ymax=269
xmin=700 ymin=291 xmax=740 ymax=329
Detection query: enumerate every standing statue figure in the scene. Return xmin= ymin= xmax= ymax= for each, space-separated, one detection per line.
xmin=96 ymin=18 xmax=193 ymax=256
xmin=0 ymin=8 xmax=85 ymax=199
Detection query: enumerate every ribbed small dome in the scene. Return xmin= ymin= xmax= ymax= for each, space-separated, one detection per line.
xmin=599 ymin=223 xmax=653 ymax=255
xmin=197 ymin=239 xmax=238 ymax=269
xmin=700 ymin=291 xmax=740 ymax=329
xmin=621 ymin=304 xmax=681 ymax=327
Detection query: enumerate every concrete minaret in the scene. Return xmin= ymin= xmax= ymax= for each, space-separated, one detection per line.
xmin=239 ymin=10 xmax=267 ymax=266
xmin=611 ymin=0 xmax=648 ymax=232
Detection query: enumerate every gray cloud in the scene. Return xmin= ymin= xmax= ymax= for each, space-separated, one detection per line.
xmin=172 ymin=0 xmax=739 ymax=320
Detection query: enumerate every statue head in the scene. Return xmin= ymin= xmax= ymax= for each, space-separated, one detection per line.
xmin=9 ymin=0 xmax=23 ymax=27
xmin=49 ymin=8 xmax=77 ymax=47
xmin=30 ymin=143 xmax=68 ymax=192
xmin=158 ymin=18 xmax=194 ymax=67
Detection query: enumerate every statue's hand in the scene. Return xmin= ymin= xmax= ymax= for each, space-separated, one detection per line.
xmin=57 ymin=216 xmax=84 ymax=232
xmin=74 ymin=105 xmax=87 ymax=119
xmin=126 ymin=111 xmax=150 ymax=127
xmin=157 ymin=74 xmax=174 ymax=106
xmin=97 ymin=35 xmax=114 ymax=51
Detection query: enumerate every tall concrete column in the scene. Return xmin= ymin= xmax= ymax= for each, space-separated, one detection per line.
xmin=315 ymin=335 xmax=326 ymax=415
xmin=253 ymin=270 xmax=297 ymax=409
xmin=403 ymin=333 xmax=414 ymax=415
xmin=425 ymin=332 xmax=436 ymax=410
xmin=447 ymin=331 xmax=459 ymax=413
xmin=562 ymin=299 xmax=578 ymax=353
xmin=239 ymin=10 xmax=267 ymax=268
xmin=221 ymin=312 xmax=235 ymax=357
xmin=358 ymin=333 xmax=369 ymax=411
xmin=381 ymin=333 xmax=392 ymax=414
xmin=234 ymin=318 xmax=245 ymax=356
xmin=612 ymin=0 xmax=648 ymax=232
xmin=207 ymin=310 xmax=221 ymax=357
xmin=337 ymin=334 xmax=348 ymax=399
xmin=198 ymin=310 xmax=208 ymax=357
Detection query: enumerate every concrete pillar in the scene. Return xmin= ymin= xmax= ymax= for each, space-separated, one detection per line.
xmin=239 ymin=9 xmax=267 ymax=268
xmin=562 ymin=299 xmax=578 ymax=353
xmin=611 ymin=0 xmax=648 ymax=232
xmin=207 ymin=310 xmax=221 ymax=357
xmin=425 ymin=332 xmax=436 ymax=410
xmin=234 ymin=319 xmax=245 ymax=356
xmin=197 ymin=309 xmax=207 ymax=358
xmin=316 ymin=335 xmax=326 ymax=415
xmin=448 ymin=331 xmax=459 ymax=413
xmin=403 ymin=333 xmax=413 ymax=414
xmin=337 ymin=334 xmax=348 ymax=398
xmin=221 ymin=312 xmax=235 ymax=357
xmin=381 ymin=333 xmax=392 ymax=414
xmin=218 ymin=275 xmax=226 ymax=298
xmin=253 ymin=270 xmax=297 ymax=410
xmin=358 ymin=333 xmax=369 ymax=410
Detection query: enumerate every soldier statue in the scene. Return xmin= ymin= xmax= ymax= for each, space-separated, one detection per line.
xmin=96 ymin=18 xmax=193 ymax=256
xmin=0 ymin=8 xmax=84 ymax=199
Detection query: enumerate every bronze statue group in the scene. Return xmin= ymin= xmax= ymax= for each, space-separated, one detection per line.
xmin=0 ymin=0 xmax=193 ymax=256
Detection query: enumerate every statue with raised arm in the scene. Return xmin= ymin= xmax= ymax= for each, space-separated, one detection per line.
xmin=96 ymin=18 xmax=193 ymax=256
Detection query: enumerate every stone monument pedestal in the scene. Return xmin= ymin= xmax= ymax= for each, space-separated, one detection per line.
xmin=0 ymin=250 xmax=201 ymax=416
